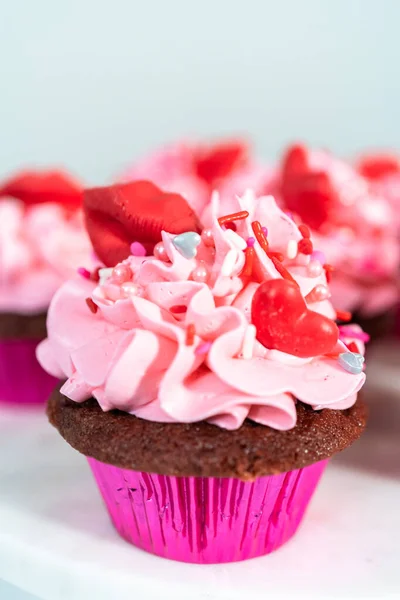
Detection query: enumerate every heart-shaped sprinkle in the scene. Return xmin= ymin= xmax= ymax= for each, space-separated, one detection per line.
xmin=251 ymin=279 xmax=339 ymax=358
xmin=172 ymin=231 xmax=201 ymax=259
xmin=338 ymin=352 xmax=364 ymax=374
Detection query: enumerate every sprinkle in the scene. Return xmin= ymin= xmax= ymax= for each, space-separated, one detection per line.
xmin=338 ymin=352 xmax=364 ymax=375
xmin=172 ymin=231 xmax=201 ymax=259
xmin=170 ymin=305 xmax=188 ymax=314
xmin=299 ymin=224 xmax=311 ymax=238
xmin=91 ymin=267 xmax=101 ymax=282
xmin=221 ymin=249 xmax=238 ymax=277
xmin=218 ymin=211 xmax=249 ymax=226
xmin=312 ymin=250 xmax=326 ymax=264
xmin=298 ymin=238 xmax=313 ymax=255
xmin=77 ymin=267 xmax=91 ymax=279
xmin=130 ymin=241 xmax=146 ymax=257
xmin=242 ymin=246 xmax=255 ymax=277
xmin=262 ymin=226 xmax=268 ymax=236
xmin=186 ymin=323 xmax=196 ymax=346
xmin=271 ymin=256 xmax=299 ymax=286
xmin=99 ymin=267 xmax=113 ymax=284
xmin=347 ymin=341 xmax=359 ymax=353
xmin=246 ymin=237 xmax=255 ymax=247
xmin=241 ymin=324 xmax=257 ymax=359
xmin=225 ymin=229 xmax=247 ymax=250
xmin=286 ymin=239 xmax=298 ymax=260
xmin=305 ymin=284 xmax=330 ymax=303
xmin=335 ymin=310 xmax=352 ymax=322
xmin=339 ymin=326 xmax=370 ymax=343
xmin=195 ymin=341 xmax=212 ymax=355
xmin=85 ymin=298 xmax=98 ymax=314
xmin=323 ymin=263 xmax=334 ymax=283
xmin=252 ymin=221 xmax=269 ymax=253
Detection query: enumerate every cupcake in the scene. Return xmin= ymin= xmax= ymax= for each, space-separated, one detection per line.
xmin=278 ymin=144 xmax=400 ymax=339
xmin=0 ymin=170 xmax=92 ymax=404
xmin=121 ymin=138 xmax=276 ymax=216
xmin=38 ymin=182 xmax=367 ymax=563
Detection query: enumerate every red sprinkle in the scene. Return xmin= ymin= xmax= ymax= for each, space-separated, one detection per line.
xmin=170 ymin=305 xmax=188 ymax=314
xmin=251 ymin=221 xmax=269 ymax=253
xmin=336 ymin=310 xmax=352 ymax=322
xmin=91 ymin=267 xmax=101 ymax=282
xmin=267 ymin=251 xmax=284 ymax=262
xmin=242 ymin=246 xmax=255 ymax=277
xmin=298 ymin=238 xmax=313 ymax=255
xmin=299 ymin=224 xmax=311 ymax=238
xmin=185 ymin=323 xmax=196 ymax=346
xmin=347 ymin=341 xmax=359 ymax=353
xmin=218 ymin=210 xmax=249 ymax=226
xmin=324 ymin=263 xmax=335 ymax=283
xmin=85 ymin=298 xmax=98 ymax=314
xmin=271 ymin=256 xmax=299 ymax=286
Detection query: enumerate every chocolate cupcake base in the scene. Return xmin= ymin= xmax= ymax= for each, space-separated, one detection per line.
xmin=48 ymin=388 xmax=367 ymax=480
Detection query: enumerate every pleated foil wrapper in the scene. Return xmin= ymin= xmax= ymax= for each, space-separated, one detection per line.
xmin=0 ymin=338 xmax=58 ymax=404
xmin=88 ymin=457 xmax=327 ymax=563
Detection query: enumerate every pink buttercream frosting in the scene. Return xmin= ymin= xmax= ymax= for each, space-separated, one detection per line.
xmin=279 ymin=145 xmax=400 ymax=317
xmin=121 ymin=140 xmax=276 ymax=217
xmin=38 ymin=191 xmax=365 ymax=430
xmin=0 ymin=199 xmax=92 ymax=314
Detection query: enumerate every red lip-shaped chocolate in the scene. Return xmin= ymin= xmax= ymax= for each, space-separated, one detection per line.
xmin=194 ymin=140 xmax=249 ymax=187
xmin=0 ymin=170 xmax=82 ymax=209
xmin=84 ymin=180 xmax=201 ymax=267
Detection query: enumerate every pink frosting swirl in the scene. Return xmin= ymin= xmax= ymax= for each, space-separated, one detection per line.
xmin=38 ymin=192 xmax=365 ymax=430
xmin=0 ymin=199 xmax=92 ymax=314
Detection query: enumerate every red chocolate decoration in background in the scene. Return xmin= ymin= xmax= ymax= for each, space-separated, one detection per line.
xmin=280 ymin=144 xmax=337 ymax=231
xmin=84 ymin=180 xmax=201 ymax=267
xmin=0 ymin=171 xmax=82 ymax=209
xmin=357 ymin=153 xmax=400 ymax=180
xmin=251 ymin=279 xmax=339 ymax=358
xmin=194 ymin=140 xmax=249 ymax=188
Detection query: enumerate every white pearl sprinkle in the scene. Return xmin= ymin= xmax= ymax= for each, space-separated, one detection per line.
xmin=224 ymin=229 xmax=247 ymax=250
xmin=241 ymin=324 xmax=257 ymax=359
xmin=98 ymin=267 xmax=113 ymax=285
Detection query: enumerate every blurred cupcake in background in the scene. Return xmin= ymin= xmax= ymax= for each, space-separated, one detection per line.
xmin=0 ymin=170 xmax=93 ymax=405
xmin=121 ymin=138 xmax=276 ymax=216
xmin=277 ymin=143 xmax=400 ymax=339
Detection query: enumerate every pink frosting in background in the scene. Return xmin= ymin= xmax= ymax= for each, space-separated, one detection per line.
xmin=0 ymin=199 xmax=92 ymax=314
xmin=38 ymin=191 xmax=365 ymax=431
xmin=277 ymin=145 xmax=400 ymax=317
xmin=121 ymin=140 xmax=276 ymax=217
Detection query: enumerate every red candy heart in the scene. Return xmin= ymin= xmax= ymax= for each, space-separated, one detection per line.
xmin=84 ymin=180 xmax=201 ymax=267
xmin=194 ymin=140 xmax=249 ymax=188
xmin=0 ymin=170 xmax=82 ymax=209
xmin=281 ymin=144 xmax=337 ymax=231
xmin=251 ymin=279 xmax=338 ymax=358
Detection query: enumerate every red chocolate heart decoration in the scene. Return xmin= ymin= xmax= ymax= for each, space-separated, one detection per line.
xmin=281 ymin=144 xmax=337 ymax=231
xmin=84 ymin=180 xmax=201 ymax=267
xmin=357 ymin=153 xmax=400 ymax=180
xmin=0 ymin=171 xmax=82 ymax=209
xmin=251 ymin=278 xmax=338 ymax=358
xmin=194 ymin=140 xmax=249 ymax=188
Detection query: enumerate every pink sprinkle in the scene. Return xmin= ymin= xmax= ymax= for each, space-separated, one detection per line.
xmin=130 ymin=241 xmax=146 ymax=257
xmin=195 ymin=341 xmax=212 ymax=355
xmin=311 ymin=250 xmax=326 ymax=264
xmin=77 ymin=267 xmax=91 ymax=279
xmin=246 ymin=236 xmax=255 ymax=247
xmin=339 ymin=326 xmax=370 ymax=343
xmin=261 ymin=226 xmax=268 ymax=236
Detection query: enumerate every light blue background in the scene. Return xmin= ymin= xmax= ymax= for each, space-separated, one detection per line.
xmin=1 ymin=0 xmax=399 ymax=185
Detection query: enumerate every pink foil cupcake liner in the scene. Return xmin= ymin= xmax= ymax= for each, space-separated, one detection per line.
xmin=0 ymin=338 xmax=58 ymax=405
xmin=88 ymin=457 xmax=327 ymax=563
